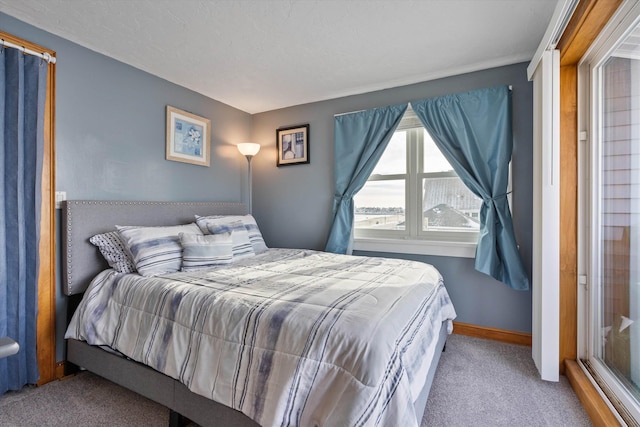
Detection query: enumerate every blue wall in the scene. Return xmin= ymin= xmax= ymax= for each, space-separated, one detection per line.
xmin=250 ymin=63 xmax=533 ymax=334
xmin=1 ymin=13 xmax=253 ymax=361
xmin=2 ymin=13 xmax=534 ymax=364
xmin=0 ymin=14 xmax=252 ymax=202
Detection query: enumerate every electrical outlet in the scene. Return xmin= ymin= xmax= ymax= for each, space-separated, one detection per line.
xmin=55 ymin=191 xmax=66 ymax=209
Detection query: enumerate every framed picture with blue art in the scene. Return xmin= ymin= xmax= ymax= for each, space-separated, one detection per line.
xmin=276 ymin=124 xmax=309 ymax=166
xmin=166 ymin=106 xmax=211 ymax=167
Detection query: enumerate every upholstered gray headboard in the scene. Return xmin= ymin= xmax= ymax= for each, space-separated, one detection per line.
xmin=61 ymin=200 xmax=246 ymax=296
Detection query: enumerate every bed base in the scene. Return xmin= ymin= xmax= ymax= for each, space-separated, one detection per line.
xmin=66 ymin=339 xmax=259 ymax=427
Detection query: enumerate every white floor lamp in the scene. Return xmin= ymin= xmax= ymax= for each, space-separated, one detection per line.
xmin=237 ymin=143 xmax=261 ymax=214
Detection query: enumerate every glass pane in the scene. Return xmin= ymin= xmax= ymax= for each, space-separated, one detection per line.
xmin=372 ymin=131 xmax=406 ymax=175
xmin=422 ymin=177 xmax=481 ymax=231
xmin=597 ymin=45 xmax=640 ymax=403
xmin=354 ymin=180 xmax=405 ymax=230
xmin=423 ymin=129 xmax=453 ymax=173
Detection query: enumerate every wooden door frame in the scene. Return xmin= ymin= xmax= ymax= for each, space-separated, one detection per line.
xmin=556 ymin=0 xmax=622 ymax=372
xmin=555 ymin=1 xmax=624 ymax=424
xmin=0 ymin=31 xmax=56 ymax=385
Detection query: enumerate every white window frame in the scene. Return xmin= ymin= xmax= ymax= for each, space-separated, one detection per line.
xmin=353 ymin=107 xmax=480 ymax=258
xmin=577 ymin=1 xmax=640 ymax=423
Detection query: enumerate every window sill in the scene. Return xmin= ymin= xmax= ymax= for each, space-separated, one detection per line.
xmin=352 ymin=238 xmax=476 ymax=258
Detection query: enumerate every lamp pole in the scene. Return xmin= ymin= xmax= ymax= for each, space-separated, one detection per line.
xmin=237 ymin=143 xmax=261 ymax=214
xmin=246 ymin=154 xmax=254 ymax=214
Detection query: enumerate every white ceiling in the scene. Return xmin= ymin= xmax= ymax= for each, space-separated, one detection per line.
xmin=0 ymin=0 xmax=558 ymax=114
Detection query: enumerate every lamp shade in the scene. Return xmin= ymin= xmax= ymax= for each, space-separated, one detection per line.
xmin=237 ymin=143 xmax=261 ymax=157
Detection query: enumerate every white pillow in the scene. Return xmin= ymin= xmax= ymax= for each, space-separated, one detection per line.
xmin=179 ymin=232 xmax=233 ymax=271
xmin=196 ymin=214 xmax=267 ymax=254
xmin=116 ymin=223 xmax=202 ymax=277
xmin=204 ymin=220 xmax=255 ymax=261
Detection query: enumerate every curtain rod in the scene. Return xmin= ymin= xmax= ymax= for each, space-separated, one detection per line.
xmin=334 ymin=109 xmax=365 ymax=117
xmin=334 ymin=86 xmax=513 ymax=117
xmin=0 ymin=39 xmax=56 ymax=64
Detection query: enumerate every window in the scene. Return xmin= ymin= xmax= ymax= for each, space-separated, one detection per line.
xmin=353 ymin=107 xmax=482 ymax=256
xmin=579 ymin=4 xmax=640 ymax=423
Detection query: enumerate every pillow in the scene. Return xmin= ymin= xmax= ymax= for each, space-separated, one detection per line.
xmin=89 ymin=231 xmax=136 ymax=274
xmin=116 ymin=223 xmax=202 ymax=277
xmin=205 ymin=220 xmax=255 ymax=261
xmin=196 ymin=214 xmax=267 ymax=254
xmin=179 ymin=232 xmax=234 ymax=271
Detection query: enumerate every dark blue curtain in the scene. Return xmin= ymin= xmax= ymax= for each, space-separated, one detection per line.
xmin=0 ymin=47 xmax=47 ymax=394
xmin=325 ymin=104 xmax=407 ymax=254
xmin=411 ymin=86 xmax=529 ymax=290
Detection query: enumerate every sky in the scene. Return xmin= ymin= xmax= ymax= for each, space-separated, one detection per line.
xmin=355 ymin=130 xmax=454 ymax=208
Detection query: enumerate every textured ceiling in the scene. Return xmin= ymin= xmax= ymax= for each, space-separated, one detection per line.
xmin=0 ymin=0 xmax=558 ymax=114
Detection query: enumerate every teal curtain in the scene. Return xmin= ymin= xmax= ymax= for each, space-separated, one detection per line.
xmin=0 ymin=47 xmax=47 ymax=394
xmin=412 ymin=86 xmax=529 ymax=290
xmin=325 ymin=104 xmax=407 ymax=254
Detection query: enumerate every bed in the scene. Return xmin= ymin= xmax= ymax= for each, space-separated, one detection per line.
xmin=62 ymin=200 xmax=456 ymax=427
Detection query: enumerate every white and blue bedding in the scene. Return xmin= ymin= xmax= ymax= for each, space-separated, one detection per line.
xmin=66 ymin=248 xmax=456 ymax=427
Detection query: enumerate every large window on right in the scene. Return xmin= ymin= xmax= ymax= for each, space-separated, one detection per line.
xmin=581 ymin=6 xmax=640 ymax=422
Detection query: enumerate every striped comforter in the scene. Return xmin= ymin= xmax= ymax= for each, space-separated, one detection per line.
xmin=66 ymin=249 xmax=456 ymax=427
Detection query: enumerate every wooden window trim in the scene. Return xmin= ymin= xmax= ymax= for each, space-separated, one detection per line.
xmin=565 ymin=359 xmax=621 ymax=426
xmin=0 ymin=31 xmax=56 ymax=385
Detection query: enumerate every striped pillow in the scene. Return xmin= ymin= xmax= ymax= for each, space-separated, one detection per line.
xmin=179 ymin=232 xmax=233 ymax=271
xmin=195 ymin=214 xmax=267 ymax=254
xmin=89 ymin=231 xmax=136 ymax=274
xmin=205 ymin=220 xmax=255 ymax=261
xmin=116 ymin=223 xmax=202 ymax=277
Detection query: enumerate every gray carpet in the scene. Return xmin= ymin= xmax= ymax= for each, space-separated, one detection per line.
xmin=0 ymin=334 xmax=591 ymax=426
xmin=0 ymin=369 xmax=169 ymax=426
xmin=424 ymin=334 xmax=592 ymax=426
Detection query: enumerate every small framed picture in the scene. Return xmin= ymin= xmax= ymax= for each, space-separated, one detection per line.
xmin=166 ymin=106 xmax=211 ymax=167
xmin=277 ymin=124 xmax=309 ymax=166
